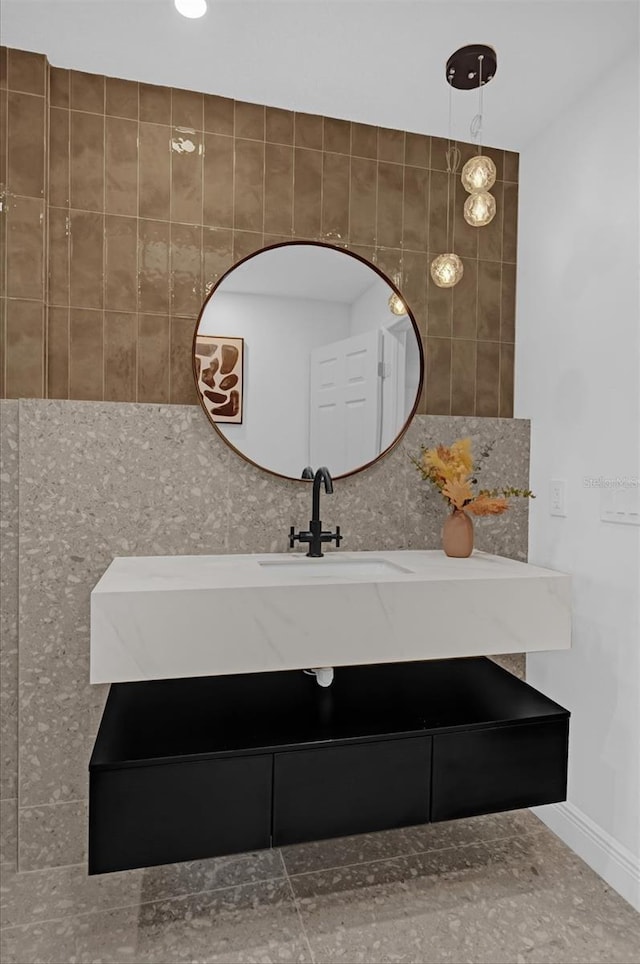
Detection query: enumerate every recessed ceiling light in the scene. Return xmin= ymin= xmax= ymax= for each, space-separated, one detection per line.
xmin=174 ymin=0 xmax=208 ymax=19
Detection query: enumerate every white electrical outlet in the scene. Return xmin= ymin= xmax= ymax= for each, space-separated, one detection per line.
xmin=549 ymin=479 xmax=567 ymax=517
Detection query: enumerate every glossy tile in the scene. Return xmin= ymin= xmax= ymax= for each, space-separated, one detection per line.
xmin=49 ymin=67 xmax=70 ymax=108
xmin=427 ymin=275 xmax=453 ymax=337
xmin=105 ymin=116 xmax=138 ymax=216
xmin=105 ymin=76 xmax=138 ymax=120
xmin=170 ymin=317 xmax=198 ymax=405
xmin=403 ymin=165 xmax=428 ymax=251
xmin=69 ymin=307 xmax=103 ymax=400
xmin=0 ymin=46 xmax=6 ymax=89
xmin=452 ymin=176 xmax=479 ymax=259
xmin=405 ymin=132 xmax=430 ymax=168
xmin=477 ymin=260 xmax=501 ymax=341
xmin=137 ymin=314 xmax=171 ymax=403
xmin=202 ymin=226 xmax=233 ymax=292
xmin=425 ymin=336 xmax=452 ymax=415
xmin=351 ymin=122 xmax=377 ymax=159
xmin=47 ymin=206 xmax=70 ymax=306
xmin=138 ymin=219 xmax=171 ymax=314
xmin=7 ymin=49 xmax=46 ymax=96
xmin=139 ymin=122 xmax=171 ymax=221
xmin=48 ymin=107 xmax=70 ymax=208
xmin=70 ymin=70 xmax=104 ymax=113
xmin=401 ymin=250 xmax=428 ymax=332
xmin=428 ymin=168 xmax=448 ymax=255
xmin=376 ymin=161 xmax=403 ymax=248
xmin=7 ymin=91 xmax=45 ymax=198
xmin=321 ymin=150 xmax=349 ymax=241
xmin=170 ymin=129 xmax=203 ymax=225
xmin=500 ymin=342 xmax=515 ymax=418
xmin=503 ymin=180 xmax=519 ymax=263
xmin=46 ymin=306 xmax=70 ymax=399
xmin=264 ymin=142 xmax=294 ymax=237
xmin=69 ymin=210 xmax=104 ymax=309
xmin=4 ymin=300 xmax=43 ymax=398
xmin=349 ymin=156 xmax=377 ymax=246
xmin=234 ymin=138 xmax=264 ymax=232
xmin=232 ymin=230 xmax=264 ymax=263
xmin=104 ymin=215 xmax=138 ymax=311
xmin=501 ymin=261 xmax=517 ymax=343
xmin=295 ymin=111 xmax=322 ymax=150
xmin=6 ymin=196 xmax=44 ymax=300
xmin=203 ymin=132 xmax=233 ymax=228
xmin=451 ymin=338 xmax=476 ymax=416
xmin=170 ymin=222 xmax=202 ymax=317
xmin=171 ymin=87 xmax=203 ymax=132
xmin=323 ymin=116 xmax=350 ymax=155
xmin=140 ymin=83 xmax=171 ymax=125
xmin=235 ymin=100 xmax=264 ymax=141
xmin=204 ymin=93 xmax=234 ymax=135
xmin=70 ymin=109 xmax=104 ymax=211
xmin=504 ymin=150 xmax=520 ymax=182
xmin=476 ymin=340 xmax=500 ymax=417
xmin=478 ymin=179 xmax=504 ymax=262
xmin=293 ymin=148 xmax=322 ymax=238
xmin=452 ymin=257 xmax=478 ymax=339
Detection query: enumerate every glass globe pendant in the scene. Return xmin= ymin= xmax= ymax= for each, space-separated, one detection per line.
xmin=463 ymin=190 xmax=496 ymax=227
xmin=430 ymin=253 xmax=464 ymax=288
xmin=388 ymin=291 xmax=407 ymax=316
xmin=461 ymin=154 xmax=496 ymax=193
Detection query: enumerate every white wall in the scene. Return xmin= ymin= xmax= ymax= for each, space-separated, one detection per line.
xmin=516 ymin=51 xmax=640 ymax=909
xmin=199 ymin=291 xmax=349 ymax=478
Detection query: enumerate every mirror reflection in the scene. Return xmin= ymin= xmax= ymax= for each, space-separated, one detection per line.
xmin=194 ymin=243 xmax=423 ymax=480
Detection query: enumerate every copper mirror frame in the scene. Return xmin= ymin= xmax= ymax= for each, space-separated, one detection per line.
xmin=192 ymin=240 xmax=425 ymax=482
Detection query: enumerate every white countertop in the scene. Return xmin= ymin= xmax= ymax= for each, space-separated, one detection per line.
xmin=90 ymin=549 xmax=571 ymax=684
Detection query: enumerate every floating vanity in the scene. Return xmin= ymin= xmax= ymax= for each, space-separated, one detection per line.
xmin=89 ymin=549 xmax=571 ymax=876
xmin=90 ymin=549 xmax=570 ymax=684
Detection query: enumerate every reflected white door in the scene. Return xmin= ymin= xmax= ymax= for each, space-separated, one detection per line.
xmin=309 ymin=330 xmax=382 ymax=475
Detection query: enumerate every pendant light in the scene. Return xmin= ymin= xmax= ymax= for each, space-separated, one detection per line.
xmin=451 ymin=46 xmax=498 ymax=228
xmin=430 ymin=71 xmax=464 ymax=289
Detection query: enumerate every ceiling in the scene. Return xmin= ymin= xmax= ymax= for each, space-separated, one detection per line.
xmin=1 ymin=0 xmax=637 ymax=149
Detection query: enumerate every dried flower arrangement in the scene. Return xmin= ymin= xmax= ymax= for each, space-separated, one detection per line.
xmin=412 ymin=438 xmax=534 ymax=515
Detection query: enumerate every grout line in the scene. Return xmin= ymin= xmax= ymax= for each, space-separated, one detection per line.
xmin=0 ymin=869 xmax=291 ymax=934
xmin=280 ymin=851 xmax=316 ymax=964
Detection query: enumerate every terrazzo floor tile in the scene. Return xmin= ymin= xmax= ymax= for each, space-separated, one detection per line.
xmin=1 ymin=850 xmax=285 ymax=928
xmin=73 ymin=878 xmax=312 ymax=964
xmin=288 ymin=831 xmax=640 ymax=964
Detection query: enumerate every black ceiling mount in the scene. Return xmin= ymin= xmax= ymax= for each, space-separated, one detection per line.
xmin=446 ymin=44 xmax=497 ymax=90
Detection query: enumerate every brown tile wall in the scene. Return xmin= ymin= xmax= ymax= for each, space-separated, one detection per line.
xmin=1 ymin=47 xmax=519 ymax=416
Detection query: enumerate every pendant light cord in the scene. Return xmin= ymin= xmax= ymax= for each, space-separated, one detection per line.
xmin=470 ymin=53 xmax=485 ymax=153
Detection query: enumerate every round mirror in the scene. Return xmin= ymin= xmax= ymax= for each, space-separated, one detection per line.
xmin=193 ymin=242 xmax=424 ymax=481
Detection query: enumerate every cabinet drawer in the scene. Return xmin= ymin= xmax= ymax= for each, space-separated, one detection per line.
xmin=431 ymin=719 xmax=569 ymax=822
xmin=89 ymin=754 xmax=272 ymax=874
xmin=273 ymin=736 xmax=431 ymax=846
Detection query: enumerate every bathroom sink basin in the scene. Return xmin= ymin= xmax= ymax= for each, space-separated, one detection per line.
xmin=258 ymin=557 xmax=413 ymax=578
xmin=91 ymin=550 xmax=571 ymax=684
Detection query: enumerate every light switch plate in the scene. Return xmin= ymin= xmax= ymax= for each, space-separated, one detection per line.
xmin=600 ymin=485 xmax=640 ymax=526
xmin=549 ymin=480 xmax=567 ymax=517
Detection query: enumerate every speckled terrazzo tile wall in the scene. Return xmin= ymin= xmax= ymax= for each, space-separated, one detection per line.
xmin=0 ymin=401 xmax=19 ymax=868
xmin=1 ymin=45 xmax=519 ymax=417
xmin=1 ymin=398 xmax=529 ymax=870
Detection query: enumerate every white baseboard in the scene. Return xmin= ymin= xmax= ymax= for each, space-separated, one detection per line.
xmin=532 ymin=801 xmax=640 ymax=912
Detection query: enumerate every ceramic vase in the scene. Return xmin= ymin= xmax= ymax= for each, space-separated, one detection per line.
xmin=442 ymin=508 xmax=474 ymax=558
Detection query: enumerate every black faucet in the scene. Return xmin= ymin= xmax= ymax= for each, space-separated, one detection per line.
xmin=289 ymin=467 xmax=342 ymax=558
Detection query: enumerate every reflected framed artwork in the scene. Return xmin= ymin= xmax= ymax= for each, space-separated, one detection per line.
xmin=194 ymin=335 xmax=244 ymax=423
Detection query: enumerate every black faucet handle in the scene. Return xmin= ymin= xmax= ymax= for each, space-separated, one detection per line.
xmin=289 ymin=526 xmax=297 ymax=549
xmin=334 ymin=525 xmax=342 ymax=547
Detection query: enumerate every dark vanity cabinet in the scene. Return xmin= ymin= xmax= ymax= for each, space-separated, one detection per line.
xmin=89 ymin=657 xmax=569 ymax=875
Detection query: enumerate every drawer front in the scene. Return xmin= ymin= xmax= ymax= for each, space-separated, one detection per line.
xmin=89 ymin=754 xmax=272 ymax=874
xmin=431 ymin=719 xmax=569 ymax=822
xmin=273 ymin=736 xmax=431 ymax=846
